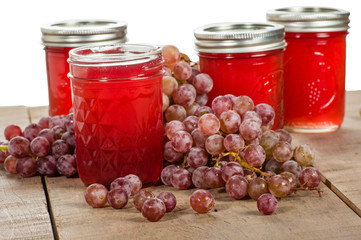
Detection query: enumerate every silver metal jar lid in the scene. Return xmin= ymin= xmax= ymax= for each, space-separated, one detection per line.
xmin=194 ymin=22 xmax=286 ymax=54
xmin=267 ymin=7 xmax=350 ymax=32
xmin=41 ymin=20 xmax=127 ymax=47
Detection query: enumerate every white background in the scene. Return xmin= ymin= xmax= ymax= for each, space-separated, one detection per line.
xmin=0 ymin=0 xmax=359 ymax=107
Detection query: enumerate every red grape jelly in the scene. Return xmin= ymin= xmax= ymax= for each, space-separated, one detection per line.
xmin=41 ymin=20 xmax=127 ymax=116
xmin=194 ymin=23 xmax=286 ymax=129
xmin=68 ymin=44 xmax=164 ymax=186
xmin=267 ymin=7 xmax=350 ymax=133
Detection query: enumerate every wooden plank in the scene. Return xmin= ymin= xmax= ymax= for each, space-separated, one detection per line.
xmin=45 ymin=177 xmax=361 ymax=240
xmin=0 ymin=106 xmax=54 ymax=240
xmin=291 ymin=90 xmax=361 ymax=216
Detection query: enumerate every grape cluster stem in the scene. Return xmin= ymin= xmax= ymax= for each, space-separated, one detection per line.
xmin=292 ymin=181 xmax=323 ymax=197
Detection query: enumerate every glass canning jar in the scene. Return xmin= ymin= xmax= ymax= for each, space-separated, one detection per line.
xmin=41 ymin=20 xmax=127 ymax=116
xmin=68 ymin=44 xmax=164 ymax=186
xmin=194 ymin=23 xmax=286 ymax=129
xmin=267 ymin=7 xmax=350 ymax=133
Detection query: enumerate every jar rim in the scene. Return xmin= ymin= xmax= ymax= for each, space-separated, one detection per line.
xmin=41 ymin=19 xmax=128 ymax=47
xmin=267 ymin=6 xmax=350 ymax=32
xmin=68 ymin=44 xmax=162 ymax=66
xmin=194 ymin=22 xmax=286 ymax=53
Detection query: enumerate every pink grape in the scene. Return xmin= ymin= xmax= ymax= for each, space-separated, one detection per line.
xmin=56 ymin=154 xmax=77 ymax=177
xmin=110 ymin=177 xmax=132 ymax=196
xmin=173 ymin=83 xmax=197 ymax=107
xmin=294 ymin=144 xmax=315 ymax=166
xmin=164 ymin=141 xmax=183 ymax=163
xmin=272 ymin=141 xmax=293 ymax=163
xmin=30 ymin=136 xmax=50 ymax=157
xmin=257 ymin=193 xmax=278 ymax=215
xmin=259 ymin=130 xmax=280 ymax=158
xmin=38 ymin=116 xmax=51 ymax=129
xmin=134 ymin=190 xmax=155 ymax=212
xmin=38 ymin=129 xmax=56 ymax=144
xmin=165 ymin=120 xmax=186 ymax=140
xmin=243 ymin=144 xmax=266 ymax=167
xmin=162 ymin=45 xmax=180 ymax=70
xmin=193 ymin=73 xmax=213 ymax=94
xmin=163 ymin=66 xmax=172 ymax=76
xmin=255 ymin=103 xmax=275 ymax=125
xmin=162 ymin=93 xmax=170 ymax=112
xmin=239 ymin=119 xmax=262 ymax=141
xmin=161 ymin=165 xmax=179 ymax=186
xmin=173 ymin=61 xmax=192 ymax=81
xmin=264 ymin=157 xmax=282 ymax=174
xmin=205 ymin=134 xmax=225 ymax=156
xmin=157 ymin=192 xmax=177 ymax=212
xmin=185 ymin=102 xmax=200 ymax=116
xmin=275 ymin=128 xmax=292 ymax=144
xmin=191 ymin=128 xmax=208 ymax=148
xmin=195 ymin=94 xmax=208 ymax=106
xmin=142 ymin=198 xmax=166 ymax=222
xmin=162 ymin=76 xmax=178 ymax=97
xmin=187 ymin=147 xmax=208 ymax=168
xmin=165 ymin=104 xmax=187 ymax=122
xmin=203 ymin=166 xmax=224 ymax=189
xmin=183 ymin=116 xmax=199 ymax=133
xmin=221 ymin=161 xmax=244 ymax=182
xmin=280 ymin=160 xmax=303 ymax=179
xmin=242 ymin=111 xmax=262 ymax=125
xmin=190 ymin=189 xmax=214 ymax=213
xmin=192 ymin=166 xmax=209 ymax=189
xmin=186 ymin=68 xmax=200 ymax=84
xmin=194 ymin=106 xmax=213 ymax=117
xmin=52 ymin=125 xmax=65 ymax=139
xmin=108 ymin=188 xmax=128 ymax=209
xmin=37 ymin=155 xmax=57 ymax=176
xmin=23 ymin=123 xmax=42 ymax=141
xmin=61 ymin=132 xmax=75 ymax=153
xmin=233 ymin=96 xmax=254 ymax=116
xmin=223 ymin=134 xmax=244 ymax=153
xmin=8 ymin=136 xmax=30 ymax=158
xmin=171 ymin=168 xmax=192 ymax=190
xmin=248 ymin=177 xmax=269 ymax=200
xmin=219 ymin=110 xmax=241 ymax=134
xmin=124 ymin=174 xmax=143 ymax=196
xmin=4 ymin=124 xmax=23 ymax=141
xmin=268 ymin=175 xmax=291 ymax=198
xmin=299 ymin=167 xmax=321 ymax=188
xmin=4 ymin=155 xmax=18 ymax=174
xmin=280 ymin=171 xmax=297 ymax=194
xmin=211 ymin=96 xmax=233 ymax=117
xmin=198 ymin=113 xmax=220 ymax=136
xmin=171 ymin=130 xmax=193 ymax=153
xmin=49 ymin=115 xmax=65 ymax=128
xmin=84 ymin=183 xmax=108 ymax=208
xmin=225 ymin=175 xmax=248 ymax=200
xmin=16 ymin=156 xmax=37 ymax=177
xmin=51 ymin=139 xmax=70 ymax=159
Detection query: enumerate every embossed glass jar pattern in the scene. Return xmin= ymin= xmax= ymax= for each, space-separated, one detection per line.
xmin=194 ymin=23 xmax=286 ymax=129
xmin=267 ymin=7 xmax=350 ymax=133
xmin=68 ymin=44 xmax=164 ymax=186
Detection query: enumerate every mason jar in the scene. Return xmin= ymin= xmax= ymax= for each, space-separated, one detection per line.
xmin=194 ymin=22 xmax=286 ymax=129
xmin=68 ymin=44 xmax=164 ymax=186
xmin=267 ymin=7 xmax=350 ymax=133
xmin=41 ymin=20 xmax=127 ymax=116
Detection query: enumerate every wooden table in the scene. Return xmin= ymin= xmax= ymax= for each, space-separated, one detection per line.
xmin=1 ymin=91 xmax=361 ymax=240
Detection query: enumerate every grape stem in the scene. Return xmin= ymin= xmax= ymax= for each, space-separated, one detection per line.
xmin=219 ymin=152 xmax=271 ymax=179
xmin=292 ymin=181 xmax=323 ymax=197
xmin=0 ymin=145 xmax=8 ymax=153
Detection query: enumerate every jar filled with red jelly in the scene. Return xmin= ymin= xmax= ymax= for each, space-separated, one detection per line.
xmin=68 ymin=44 xmax=164 ymax=186
xmin=267 ymin=7 xmax=350 ymax=133
xmin=41 ymin=20 xmax=127 ymax=116
xmin=194 ymin=23 xmax=286 ymax=129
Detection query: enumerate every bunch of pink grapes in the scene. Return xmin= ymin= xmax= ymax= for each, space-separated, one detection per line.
xmin=0 ymin=113 xmax=76 ymax=178
xmin=161 ymin=47 xmax=322 ymax=215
